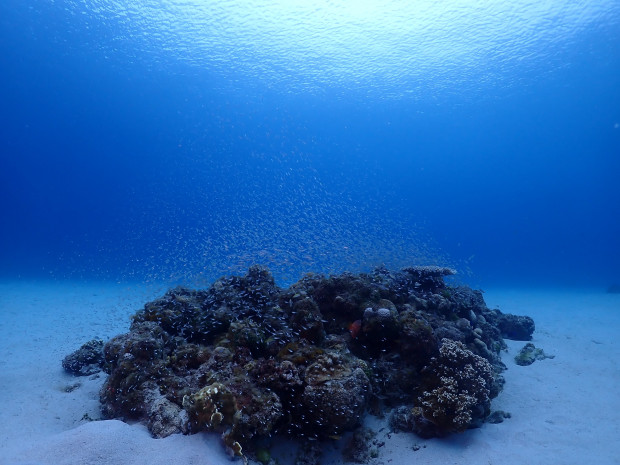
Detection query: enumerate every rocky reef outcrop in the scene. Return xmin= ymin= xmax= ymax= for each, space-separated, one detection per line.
xmin=62 ymin=339 xmax=105 ymax=376
xmin=64 ymin=264 xmax=535 ymax=460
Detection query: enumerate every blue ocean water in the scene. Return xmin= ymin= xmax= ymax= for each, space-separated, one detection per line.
xmin=1 ymin=0 xmax=619 ymax=288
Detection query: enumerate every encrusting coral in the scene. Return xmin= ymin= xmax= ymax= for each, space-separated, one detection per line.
xmin=64 ymin=264 xmax=535 ymax=461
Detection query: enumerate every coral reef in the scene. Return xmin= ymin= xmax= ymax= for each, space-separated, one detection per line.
xmin=342 ymin=427 xmax=379 ymax=463
xmin=62 ymin=339 xmax=105 ymax=376
xmin=301 ymin=350 xmax=370 ymax=436
xmin=295 ymin=440 xmax=323 ymax=465
xmin=411 ymin=338 xmax=495 ymax=437
xmin=64 ymin=264 xmax=535 ymax=459
xmin=496 ymin=313 xmax=535 ymax=341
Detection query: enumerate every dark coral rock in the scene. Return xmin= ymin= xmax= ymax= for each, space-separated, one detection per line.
xmin=367 ymin=357 xmax=417 ymax=406
xmin=62 ymin=339 xmax=105 ymax=376
xmin=397 ymin=309 xmax=437 ymax=365
xmin=252 ymin=359 xmax=304 ymax=393
xmin=133 ymin=287 xmax=221 ymax=343
xmin=356 ymin=301 xmax=400 ymax=353
xmin=389 ymin=405 xmax=416 ymax=432
xmin=103 ymin=321 xmax=168 ymax=369
xmin=167 ymin=343 xmax=210 ymax=372
xmin=295 ymin=440 xmax=323 ymax=465
xmin=497 ymin=313 xmax=535 ymax=341
xmin=401 ymin=266 xmax=456 ymax=293
xmin=447 ymin=286 xmax=487 ymax=319
xmin=228 ymin=318 xmax=268 ymax=356
xmin=301 ymin=350 xmax=370 ymax=437
xmin=343 ymin=426 xmax=379 ymax=463
xmin=288 ymin=297 xmax=325 ymax=344
xmin=66 ymin=264 xmax=535 ymax=456
xmin=100 ymin=322 xmax=176 ymax=419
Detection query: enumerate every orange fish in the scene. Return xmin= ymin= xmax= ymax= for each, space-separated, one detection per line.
xmin=348 ymin=320 xmax=362 ymax=339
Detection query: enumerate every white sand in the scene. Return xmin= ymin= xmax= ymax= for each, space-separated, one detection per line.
xmin=1 ymin=282 xmax=619 ymax=465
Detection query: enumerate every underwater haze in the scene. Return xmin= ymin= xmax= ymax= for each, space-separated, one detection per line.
xmin=1 ymin=0 xmax=619 ymax=288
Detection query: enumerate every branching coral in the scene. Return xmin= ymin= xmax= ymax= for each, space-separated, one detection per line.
xmin=412 ymin=338 xmax=494 ymax=437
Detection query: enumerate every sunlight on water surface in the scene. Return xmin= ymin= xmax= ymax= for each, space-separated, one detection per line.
xmin=68 ymin=0 xmax=620 ymax=96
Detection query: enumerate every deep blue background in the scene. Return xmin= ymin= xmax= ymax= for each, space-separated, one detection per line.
xmin=1 ymin=1 xmax=619 ymax=288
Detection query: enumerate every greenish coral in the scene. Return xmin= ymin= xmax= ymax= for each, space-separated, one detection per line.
xmin=183 ymin=381 xmax=282 ymax=456
xmin=183 ymin=383 xmax=236 ymax=431
xmin=514 ymin=343 xmax=554 ymax=366
xmin=255 ymin=447 xmax=271 ymax=465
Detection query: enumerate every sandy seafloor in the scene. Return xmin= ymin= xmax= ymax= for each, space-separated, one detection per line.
xmin=1 ymin=280 xmax=619 ymax=465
